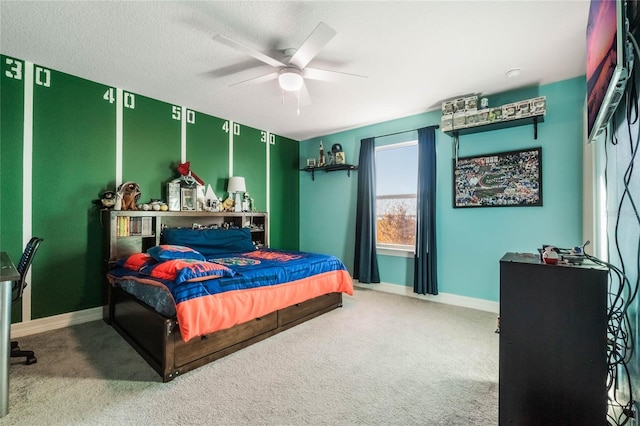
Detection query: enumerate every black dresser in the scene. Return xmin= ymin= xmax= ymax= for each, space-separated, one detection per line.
xmin=499 ymin=252 xmax=608 ymax=425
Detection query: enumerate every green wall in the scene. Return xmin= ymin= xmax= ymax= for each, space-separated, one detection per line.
xmin=299 ymin=77 xmax=586 ymax=303
xmin=31 ymin=66 xmax=116 ymax=317
xmin=187 ymin=113 xmax=230 ymax=198
xmin=233 ymin=124 xmax=267 ymax=212
xmin=270 ymin=135 xmax=300 ymax=250
xmin=0 ymin=54 xmax=299 ymax=323
xmin=1 ymin=57 xmax=25 ymax=322
xmin=122 ymin=93 xmax=181 ymax=200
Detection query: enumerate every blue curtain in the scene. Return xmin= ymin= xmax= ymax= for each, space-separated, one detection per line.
xmin=414 ymin=126 xmax=438 ymax=295
xmin=354 ymin=137 xmax=380 ymax=283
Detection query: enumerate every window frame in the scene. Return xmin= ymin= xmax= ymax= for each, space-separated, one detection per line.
xmin=375 ymin=140 xmax=418 ymax=256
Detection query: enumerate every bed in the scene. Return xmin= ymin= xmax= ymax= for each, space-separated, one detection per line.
xmin=105 ymin=226 xmax=353 ymax=382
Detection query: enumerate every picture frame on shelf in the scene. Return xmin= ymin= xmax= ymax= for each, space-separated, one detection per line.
xmin=453 ymin=147 xmax=542 ymax=208
xmin=167 ymin=182 xmax=181 ymax=211
xmin=181 ymin=187 xmax=197 ymax=211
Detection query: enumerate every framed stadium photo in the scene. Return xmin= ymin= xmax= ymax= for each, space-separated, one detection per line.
xmin=453 ymin=147 xmax=542 ymax=208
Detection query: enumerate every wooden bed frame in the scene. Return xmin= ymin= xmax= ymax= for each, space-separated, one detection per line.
xmin=106 ymin=285 xmax=343 ymax=382
xmin=102 ymin=210 xmax=347 ymax=382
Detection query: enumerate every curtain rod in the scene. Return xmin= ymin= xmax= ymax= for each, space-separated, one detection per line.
xmin=375 ymin=124 xmax=439 ymax=139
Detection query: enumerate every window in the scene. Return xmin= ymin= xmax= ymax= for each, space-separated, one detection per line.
xmin=375 ymin=141 xmax=418 ymax=253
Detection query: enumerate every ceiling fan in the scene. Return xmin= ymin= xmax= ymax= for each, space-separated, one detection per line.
xmin=213 ymin=22 xmax=366 ymax=113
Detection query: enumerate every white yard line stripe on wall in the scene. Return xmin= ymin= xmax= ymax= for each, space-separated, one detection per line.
xmin=229 ymin=120 xmax=234 ymax=177
xmin=266 ymin=132 xmax=270 ymax=214
xmin=22 ymin=61 xmax=34 ymax=322
xmin=266 ymin=132 xmax=271 ymax=245
xmin=116 ymin=88 xmax=123 ymax=186
xmin=181 ymin=106 xmax=187 ymax=163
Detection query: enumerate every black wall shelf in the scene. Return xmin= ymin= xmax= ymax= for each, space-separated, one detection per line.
xmin=302 ymin=164 xmax=358 ymax=181
xmin=444 ymin=113 xmax=544 ymax=140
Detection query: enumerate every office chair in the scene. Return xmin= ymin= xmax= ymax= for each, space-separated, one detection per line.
xmin=11 ymin=237 xmax=44 ymax=365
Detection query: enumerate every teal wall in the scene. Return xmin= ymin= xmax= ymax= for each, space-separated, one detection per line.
xmin=300 ymin=77 xmax=586 ymax=302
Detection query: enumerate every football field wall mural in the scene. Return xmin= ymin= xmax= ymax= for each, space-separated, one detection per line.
xmin=0 ymin=55 xmax=299 ymax=324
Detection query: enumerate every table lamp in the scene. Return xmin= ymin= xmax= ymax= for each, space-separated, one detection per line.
xmin=227 ymin=176 xmax=246 ymax=212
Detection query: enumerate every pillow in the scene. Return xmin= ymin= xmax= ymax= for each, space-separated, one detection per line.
xmin=162 ymin=228 xmax=256 ymax=257
xmin=147 ymin=244 xmax=206 ymax=262
xmin=116 ymin=253 xmax=156 ymax=271
xmin=141 ymin=259 xmax=235 ymax=283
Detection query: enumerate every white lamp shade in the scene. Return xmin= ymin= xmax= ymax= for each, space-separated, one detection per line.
xmin=278 ymin=68 xmax=304 ymax=92
xmin=227 ymin=176 xmax=246 ymax=194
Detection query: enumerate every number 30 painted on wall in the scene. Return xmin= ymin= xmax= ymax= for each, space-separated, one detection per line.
xmin=4 ymin=58 xmax=51 ymax=88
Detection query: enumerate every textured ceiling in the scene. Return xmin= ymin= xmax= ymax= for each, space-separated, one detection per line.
xmin=1 ymin=1 xmax=589 ymax=141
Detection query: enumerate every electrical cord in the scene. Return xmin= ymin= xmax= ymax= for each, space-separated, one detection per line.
xmin=585 ymin=253 xmax=636 ymax=426
xmin=596 ymin=29 xmax=640 ymax=426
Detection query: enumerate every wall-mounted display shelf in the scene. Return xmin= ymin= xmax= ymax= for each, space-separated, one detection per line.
xmin=442 ymin=95 xmax=546 ymax=141
xmin=444 ymin=113 xmax=545 ymax=140
xmin=302 ymin=164 xmax=358 ymax=181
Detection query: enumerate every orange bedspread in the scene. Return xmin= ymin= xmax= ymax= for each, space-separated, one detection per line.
xmin=177 ymin=269 xmax=353 ymax=341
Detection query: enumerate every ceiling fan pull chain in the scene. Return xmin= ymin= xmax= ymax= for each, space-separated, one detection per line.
xmin=297 ymin=90 xmax=301 ymax=116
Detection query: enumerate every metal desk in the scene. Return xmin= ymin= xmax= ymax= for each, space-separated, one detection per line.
xmin=0 ymin=251 xmax=19 ymax=418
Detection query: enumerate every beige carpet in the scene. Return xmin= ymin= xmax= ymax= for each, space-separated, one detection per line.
xmin=2 ymin=288 xmax=498 ymax=425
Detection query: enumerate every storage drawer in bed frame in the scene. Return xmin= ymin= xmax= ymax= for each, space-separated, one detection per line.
xmin=173 ymin=311 xmax=278 ymax=367
xmin=109 ymin=285 xmax=343 ymax=382
xmin=278 ymin=292 xmax=343 ymax=326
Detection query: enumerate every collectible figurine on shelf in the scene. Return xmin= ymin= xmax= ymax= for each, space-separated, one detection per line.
xmin=97 ymin=191 xmax=117 ymax=208
xmin=116 ymin=181 xmax=141 ymax=211
xmin=242 ymin=193 xmax=251 ymax=212
xmin=222 ymin=197 xmax=234 ymax=212
xmin=177 ymin=162 xmax=204 ymax=186
xmin=318 ymin=141 xmax=326 ymax=166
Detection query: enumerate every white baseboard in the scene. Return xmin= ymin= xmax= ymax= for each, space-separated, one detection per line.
xmin=10 ymin=306 xmax=103 ymax=338
xmin=353 ymin=281 xmax=499 ymax=314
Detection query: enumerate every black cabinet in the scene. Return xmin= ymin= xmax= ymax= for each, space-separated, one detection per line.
xmin=499 ymin=252 xmax=608 ymax=425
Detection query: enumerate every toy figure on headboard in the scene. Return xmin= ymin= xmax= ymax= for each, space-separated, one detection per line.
xmin=117 ymin=181 xmax=141 ymax=211
xmin=93 ymin=190 xmax=117 ymax=208
xmin=221 ymin=197 xmax=235 ymax=212
xmin=177 ymin=162 xmax=204 ymax=186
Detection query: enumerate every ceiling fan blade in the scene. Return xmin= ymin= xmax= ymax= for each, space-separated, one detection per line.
xmin=288 ymin=22 xmax=337 ymax=69
xmin=303 ymin=67 xmax=367 ymax=82
xmin=229 ymin=72 xmax=278 ymax=87
xmin=214 ymin=34 xmax=286 ymax=68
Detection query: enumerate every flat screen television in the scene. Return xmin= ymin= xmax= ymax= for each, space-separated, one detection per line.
xmin=586 ymin=0 xmax=630 ymax=144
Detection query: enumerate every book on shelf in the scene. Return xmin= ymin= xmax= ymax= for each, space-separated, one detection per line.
xmin=116 ymin=216 xmax=128 ymax=237
xmin=141 ymin=216 xmax=152 ymax=236
xmin=130 ymin=217 xmax=141 ymax=236
xmin=116 ymin=216 xmax=154 ymax=237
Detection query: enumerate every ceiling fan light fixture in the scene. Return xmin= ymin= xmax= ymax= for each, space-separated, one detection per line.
xmin=279 ymin=68 xmax=304 ymax=91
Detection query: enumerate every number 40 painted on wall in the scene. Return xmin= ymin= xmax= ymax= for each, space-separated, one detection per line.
xmin=102 ymin=88 xmax=135 ymax=109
